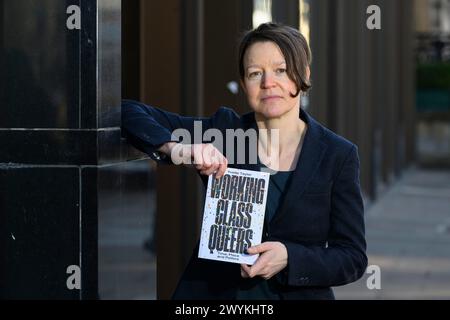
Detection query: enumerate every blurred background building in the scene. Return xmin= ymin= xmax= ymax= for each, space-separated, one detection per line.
xmin=1 ymin=0 xmax=449 ymax=299
xmin=415 ymin=0 xmax=450 ymax=167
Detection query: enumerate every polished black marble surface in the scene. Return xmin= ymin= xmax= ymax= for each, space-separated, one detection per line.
xmin=1 ymin=0 xmax=155 ymax=300
xmin=97 ymin=0 xmax=122 ymax=129
xmin=1 ymin=0 xmax=80 ymax=129
xmin=0 ymin=160 xmax=155 ymax=300
xmin=0 ymin=130 xmax=97 ymax=165
xmin=0 ymin=167 xmax=80 ymax=299
xmin=80 ymin=0 xmax=97 ymax=130
xmin=80 ymin=166 xmax=98 ymax=300
xmin=1 ymin=0 xmax=121 ymax=130
xmin=98 ymin=129 xmax=123 ymax=165
xmin=0 ymin=128 xmax=147 ymax=165
xmin=79 ymin=0 xmax=122 ymax=130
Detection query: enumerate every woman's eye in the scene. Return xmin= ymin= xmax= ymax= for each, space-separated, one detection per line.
xmin=248 ymin=71 xmax=262 ymax=79
xmin=276 ymin=68 xmax=287 ymax=74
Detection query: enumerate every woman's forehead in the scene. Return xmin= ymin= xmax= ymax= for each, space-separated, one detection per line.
xmin=244 ymin=41 xmax=286 ymax=65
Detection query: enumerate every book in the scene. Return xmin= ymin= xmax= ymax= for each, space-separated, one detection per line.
xmin=198 ymin=168 xmax=270 ymax=265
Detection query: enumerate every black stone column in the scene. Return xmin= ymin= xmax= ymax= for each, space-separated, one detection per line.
xmin=272 ymin=0 xmax=299 ymax=28
xmin=0 ymin=0 xmax=155 ymax=299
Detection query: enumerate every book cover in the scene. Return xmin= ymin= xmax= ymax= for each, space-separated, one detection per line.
xmin=198 ymin=168 xmax=270 ymax=265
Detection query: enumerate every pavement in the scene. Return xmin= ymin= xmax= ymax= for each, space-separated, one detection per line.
xmin=98 ymin=187 xmax=157 ymax=300
xmin=334 ymin=167 xmax=450 ymax=299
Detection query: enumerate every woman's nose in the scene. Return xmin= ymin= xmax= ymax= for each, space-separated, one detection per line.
xmin=261 ymin=72 xmax=276 ymax=88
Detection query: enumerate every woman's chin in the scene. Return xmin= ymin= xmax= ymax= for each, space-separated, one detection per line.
xmin=259 ymin=106 xmax=286 ymax=119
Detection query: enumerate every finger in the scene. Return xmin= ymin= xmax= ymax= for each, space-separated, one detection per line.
xmin=241 ymin=264 xmax=251 ymax=277
xmin=247 ymin=242 xmax=271 ymax=255
xmin=169 ymin=143 xmax=184 ymax=165
xmin=247 ymin=254 xmax=269 ymax=278
xmin=240 ymin=265 xmax=249 ymax=278
xmin=202 ymin=144 xmax=216 ymax=166
xmin=182 ymin=144 xmax=194 ymax=165
xmin=262 ymin=273 xmax=273 ymax=280
xmin=209 ymin=146 xmax=224 ymax=167
xmin=198 ymin=162 xmax=213 ymax=173
xmin=215 ymin=157 xmax=228 ymax=179
xmin=192 ymin=144 xmax=204 ymax=167
xmin=210 ymin=164 xmax=221 ymax=175
xmin=201 ymin=164 xmax=220 ymax=176
xmin=194 ymin=144 xmax=210 ymax=171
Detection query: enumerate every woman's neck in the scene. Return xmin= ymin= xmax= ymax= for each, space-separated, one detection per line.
xmin=255 ymin=106 xmax=306 ymax=155
xmin=255 ymin=106 xmax=307 ymax=171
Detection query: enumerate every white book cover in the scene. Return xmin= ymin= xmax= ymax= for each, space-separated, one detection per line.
xmin=198 ymin=168 xmax=270 ymax=265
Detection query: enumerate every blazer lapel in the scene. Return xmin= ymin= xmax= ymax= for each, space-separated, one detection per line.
xmin=271 ymin=109 xmax=328 ymax=224
xmin=234 ymin=112 xmax=261 ymax=172
xmin=235 ymin=109 xmax=328 ymax=224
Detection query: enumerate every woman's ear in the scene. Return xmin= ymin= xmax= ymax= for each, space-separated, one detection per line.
xmin=306 ymin=66 xmax=311 ymax=81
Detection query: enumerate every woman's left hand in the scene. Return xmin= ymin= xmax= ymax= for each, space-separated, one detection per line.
xmin=240 ymin=241 xmax=288 ymax=280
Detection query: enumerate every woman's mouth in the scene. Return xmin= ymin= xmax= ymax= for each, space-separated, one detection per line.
xmin=262 ymin=95 xmax=282 ymax=101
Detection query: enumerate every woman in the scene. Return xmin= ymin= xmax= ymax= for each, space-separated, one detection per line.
xmin=122 ymin=22 xmax=367 ymax=300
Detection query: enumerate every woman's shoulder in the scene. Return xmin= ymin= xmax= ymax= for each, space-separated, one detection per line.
xmin=311 ymin=117 xmax=358 ymax=159
xmin=310 ymin=121 xmax=360 ymax=178
xmin=323 ymin=126 xmax=355 ymax=149
xmin=301 ymin=108 xmax=356 ymax=154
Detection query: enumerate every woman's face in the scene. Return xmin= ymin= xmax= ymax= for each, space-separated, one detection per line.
xmin=241 ymin=41 xmax=301 ymax=120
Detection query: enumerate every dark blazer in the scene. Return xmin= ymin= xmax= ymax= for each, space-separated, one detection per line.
xmin=121 ymin=99 xmax=368 ymax=300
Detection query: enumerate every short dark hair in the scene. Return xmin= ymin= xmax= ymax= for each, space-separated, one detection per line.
xmin=238 ymin=22 xmax=312 ymax=97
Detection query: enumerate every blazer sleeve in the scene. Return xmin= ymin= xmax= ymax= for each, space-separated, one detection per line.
xmin=121 ymin=99 xmax=238 ymax=164
xmin=279 ymin=145 xmax=368 ymax=287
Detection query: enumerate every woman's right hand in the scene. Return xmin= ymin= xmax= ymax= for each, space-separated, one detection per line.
xmin=158 ymin=142 xmax=228 ymax=178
